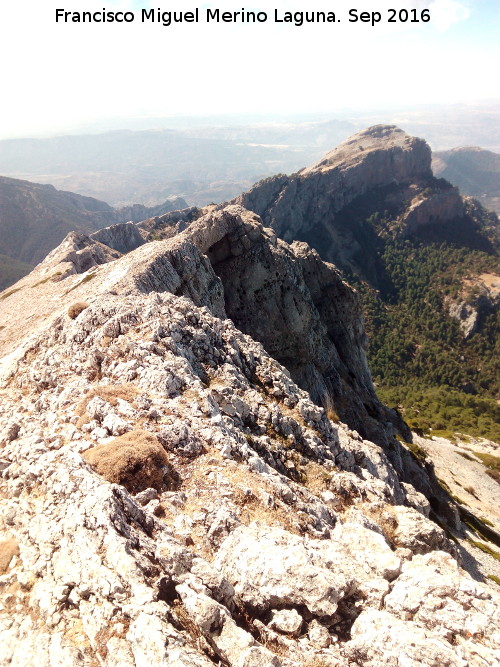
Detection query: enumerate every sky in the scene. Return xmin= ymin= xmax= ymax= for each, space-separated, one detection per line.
xmin=0 ymin=0 xmax=498 ymax=139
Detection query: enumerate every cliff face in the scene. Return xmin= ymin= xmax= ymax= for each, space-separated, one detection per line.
xmin=237 ymin=125 xmax=433 ymax=243
xmin=1 ymin=209 xmax=499 ymax=665
xmin=200 ymin=207 xmax=393 ymax=444
xmin=236 ymin=125 xmax=476 ymax=287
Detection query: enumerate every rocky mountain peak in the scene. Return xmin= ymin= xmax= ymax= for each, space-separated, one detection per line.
xmin=303 ymin=124 xmax=431 ymax=180
xmin=235 ymin=126 xmax=488 ymax=288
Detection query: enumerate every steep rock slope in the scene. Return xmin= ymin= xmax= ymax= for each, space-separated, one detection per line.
xmin=1 ymin=213 xmax=499 ymax=664
xmin=0 ymin=175 xmax=186 ymax=284
xmin=0 ymin=206 xmax=400 ymax=446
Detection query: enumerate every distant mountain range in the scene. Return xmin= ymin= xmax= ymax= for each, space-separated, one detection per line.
xmin=0 ymin=125 xmax=353 ymax=207
xmin=433 ymin=147 xmax=500 ymax=215
xmin=0 ymin=175 xmax=186 ymax=289
xmin=1 ymin=103 xmax=499 ymax=209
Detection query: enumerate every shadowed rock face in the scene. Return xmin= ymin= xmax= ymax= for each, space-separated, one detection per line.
xmin=237 ymin=125 xmax=432 ymax=237
xmin=90 ymin=221 xmax=146 ymax=254
xmin=109 ymin=204 xmax=395 ymax=444
xmin=195 ymin=207 xmax=394 ymax=444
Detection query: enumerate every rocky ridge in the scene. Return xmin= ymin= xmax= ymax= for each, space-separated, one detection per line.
xmin=0 ymin=199 xmax=500 ymax=664
xmin=0 ymin=174 xmax=187 ymax=288
xmin=0 ymin=205 xmax=405 ymax=447
xmin=1 ymin=290 xmax=499 ymax=666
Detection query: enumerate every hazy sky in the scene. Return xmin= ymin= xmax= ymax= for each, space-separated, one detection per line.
xmin=0 ymin=0 xmax=498 ymax=138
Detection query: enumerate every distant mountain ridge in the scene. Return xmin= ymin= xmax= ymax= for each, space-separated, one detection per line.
xmin=0 ymin=175 xmax=186 ymax=288
xmin=432 ymin=146 xmax=500 ymax=215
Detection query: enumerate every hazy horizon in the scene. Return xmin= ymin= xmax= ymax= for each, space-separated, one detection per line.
xmin=1 ymin=0 xmax=499 ymax=140
xmin=1 ymin=100 xmax=499 ymax=146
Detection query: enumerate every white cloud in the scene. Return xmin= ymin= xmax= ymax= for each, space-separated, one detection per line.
xmin=427 ymin=0 xmax=471 ymax=32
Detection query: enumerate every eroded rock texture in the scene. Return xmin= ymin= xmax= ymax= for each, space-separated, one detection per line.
xmin=0 ymin=288 xmax=498 ymax=666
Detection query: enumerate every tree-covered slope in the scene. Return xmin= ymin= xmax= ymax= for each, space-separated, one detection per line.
xmin=358 ymin=239 xmax=499 ymax=441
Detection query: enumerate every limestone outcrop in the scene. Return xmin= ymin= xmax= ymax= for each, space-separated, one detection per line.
xmin=90 ymin=221 xmax=146 ymax=254
xmin=1 ymin=288 xmax=498 ymax=666
xmin=444 ymin=272 xmax=500 ymax=338
xmin=1 ymin=204 xmax=401 ymax=444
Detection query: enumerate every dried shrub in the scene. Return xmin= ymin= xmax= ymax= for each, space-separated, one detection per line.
xmin=321 ymin=391 xmax=340 ymax=423
xmin=76 ymin=383 xmax=139 ymax=413
xmin=0 ymin=539 xmax=19 ymax=574
xmin=68 ymin=302 xmax=89 ymax=319
xmin=302 ymin=461 xmax=334 ymax=495
xmin=83 ymin=430 xmax=175 ymax=493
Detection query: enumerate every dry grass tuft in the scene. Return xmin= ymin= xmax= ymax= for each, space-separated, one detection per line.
xmin=83 ymin=430 xmax=175 ymax=494
xmin=321 ymin=391 xmax=340 ymax=424
xmin=68 ymin=302 xmax=89 ymax=319
xmin=0 ymin=538 xmax=19 ymax=574
xmin=75 ymin=383 xmax=139 ymax=427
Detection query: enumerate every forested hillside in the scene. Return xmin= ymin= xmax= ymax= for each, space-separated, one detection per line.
xmin=358 ymin=231 xmax=499 ymax=442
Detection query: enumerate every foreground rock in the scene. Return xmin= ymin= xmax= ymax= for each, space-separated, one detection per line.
xmin=0 ymin=288 xmax=499 ymax=666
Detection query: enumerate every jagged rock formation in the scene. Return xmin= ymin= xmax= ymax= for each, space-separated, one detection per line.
xmin=90 ymin=222 xmax=146 ymax=255
xmin=0 ymin=205 xmax=403 ymax=446
xmin=202 ymin=209 xmax=399 ymax=445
